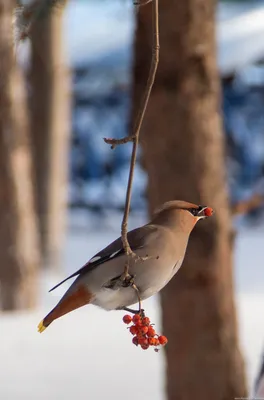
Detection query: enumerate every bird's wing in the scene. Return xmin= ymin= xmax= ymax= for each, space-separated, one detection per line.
xmin=49 ymin=224 xmax=158 ymax=292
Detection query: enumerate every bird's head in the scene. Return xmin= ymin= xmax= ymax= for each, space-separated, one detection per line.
xmin=153 ymin=200 xmax=214 ymax=233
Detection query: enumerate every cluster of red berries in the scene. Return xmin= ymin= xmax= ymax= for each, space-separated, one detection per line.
xmin=123 ymin=314 xmax=168 ymax=351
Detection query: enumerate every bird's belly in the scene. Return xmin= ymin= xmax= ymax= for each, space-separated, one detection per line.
xmin=91 ymin=254 xmax=184 ymax=310
xmin=93 ymin=286 xmax=138 ymax=310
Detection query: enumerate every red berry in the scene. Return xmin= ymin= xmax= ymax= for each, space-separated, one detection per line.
xmin=123 ymin=315 xmax=132 ymax=324
xmin=139 ymin=326 xmax=149 ymax=335
xmin=132 ymin=314 xmax=142 ymax=325
xmin=132 ymin=337 xmax=139 ymax=346
xmin=136 ymin=332 xmax=145 ymax=341
xmin=138 ymin=337 xmax=148 ymax=346
xmin=129 ymin=325 xmax=138 ymax=335
xmin=148 ymin=337 xmax=156 ymax=346
xmin=158 ymin=335 xmax=168 ymax=345
xmin=142 ymin=317 xmax=150 ymax=326
xmin=141 ymin=343 xmax=149 ymax=350
xmin=147 ymin=326 xmax=156 ymax=337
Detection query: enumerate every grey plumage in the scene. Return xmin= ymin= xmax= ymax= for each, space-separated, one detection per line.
xmin=38 ymin=200 xmax=213 ymax=331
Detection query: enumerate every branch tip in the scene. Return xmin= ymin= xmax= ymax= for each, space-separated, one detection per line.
xmin=103 ymin=135 xmax=135 ymax=148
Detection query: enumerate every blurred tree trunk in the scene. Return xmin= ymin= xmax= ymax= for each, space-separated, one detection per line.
xmin=29 ymin=5 xmax=70 ymax=269
xmin=0 ymin=0 xmax=40 ymax=310
xmin=133 ymin=1 xmax=247 ymax=399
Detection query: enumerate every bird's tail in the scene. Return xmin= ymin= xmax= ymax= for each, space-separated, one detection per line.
xmin=37 ymin=285 xmax=93 ymax=333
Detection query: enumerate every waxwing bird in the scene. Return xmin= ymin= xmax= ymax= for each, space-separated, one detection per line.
xmin=38 ymin=200 xmax=213 ymax=332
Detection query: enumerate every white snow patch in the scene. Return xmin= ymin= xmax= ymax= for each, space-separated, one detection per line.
xmin=0 ymin=214 xmax=264 ymax=399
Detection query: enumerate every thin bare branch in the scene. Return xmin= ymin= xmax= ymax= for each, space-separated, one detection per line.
xmin=103 ymin=3 xmax=155 ymax=150
xmin=121 ymin=0 xmax=159 ymax=256
xmin=113 ymin=0 xmax=159 ymax=278
xmin=132 ymin=283 xmax=143 ymax=314
xmin=106 ymin=0 xmax=159 ymax=280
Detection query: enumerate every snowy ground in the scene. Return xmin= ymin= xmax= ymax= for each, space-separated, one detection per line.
xmin=1 ymin=211 xmax=264 ymax=400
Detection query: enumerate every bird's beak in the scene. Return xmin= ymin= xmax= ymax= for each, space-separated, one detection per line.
xmin=197 ymin=206 xmax=214 ymax=220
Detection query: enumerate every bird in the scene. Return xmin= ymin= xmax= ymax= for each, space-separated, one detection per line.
xmin=38 ymin=200 xmax=213 ymax=332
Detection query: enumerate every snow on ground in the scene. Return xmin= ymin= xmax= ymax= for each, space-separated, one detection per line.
xmin=0 ymin=211 xmax=264 ymax=399
xmin=235 ymin=223 xmax=264 ymax=391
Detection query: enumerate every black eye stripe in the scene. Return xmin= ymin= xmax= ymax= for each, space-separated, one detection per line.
xmin=188 ymin=205 xmax=206 ymax=215
xmin=186 ymin=205 xmax=206 ymax=216
xmin=188 ymin=208 xmax=199 ymax=216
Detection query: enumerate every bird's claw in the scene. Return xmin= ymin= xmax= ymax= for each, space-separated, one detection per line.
xmin=121 ymin=273 xmax=135 ymax=287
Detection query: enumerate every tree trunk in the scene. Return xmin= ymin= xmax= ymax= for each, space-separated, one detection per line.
xmin=0 ymin=0 xmax=40 ymax=310
xmin=29 ymin=5 xmax=70 ymax=269
xmin=133 ymin=1 xmax=247 ymax=399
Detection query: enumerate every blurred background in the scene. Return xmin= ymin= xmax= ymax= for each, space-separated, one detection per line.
xmin=1 ymin=0 xmax=264 ymax=399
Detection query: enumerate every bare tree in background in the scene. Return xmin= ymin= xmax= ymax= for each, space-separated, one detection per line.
xmin=132 ymin=1 xmax=247 ymax=398
xmin=0 ymin=0 xmax=40 ymax=310
xmin=29 ymin=4 xmax=70 ymax=269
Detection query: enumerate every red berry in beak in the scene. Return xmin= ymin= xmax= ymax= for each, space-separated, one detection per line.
xmin=204 ymin=207 xmax=213 ymax=217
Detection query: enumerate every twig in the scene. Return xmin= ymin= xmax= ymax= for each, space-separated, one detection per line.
xmin=103 ymin=0 xmax=157 ymax=151
xmin=103 ymin=135 xmax=135 ymax=149
xmin=232 ymin=193 xmax=264 ymax=216
xmin=132 ymin=284 xmax=143 ymax=314
xmin=121 ymin=0 xmax=159 ymax=257
xmin=107 ymin=0 xmax=159 ymax=279
xmin=123 ymin=284 xmax=145 ymax=316
xmin=103 ymin=3 xmax=155 ymax=150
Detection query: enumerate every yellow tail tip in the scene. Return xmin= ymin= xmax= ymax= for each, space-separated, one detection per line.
xmin=38 ymin=320 xmax=46 ymax=333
